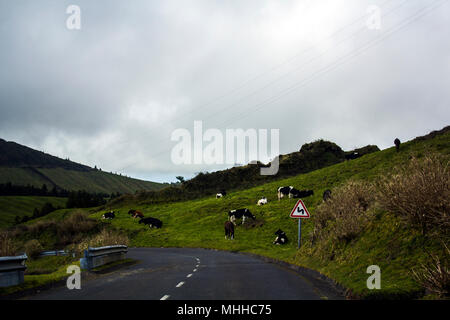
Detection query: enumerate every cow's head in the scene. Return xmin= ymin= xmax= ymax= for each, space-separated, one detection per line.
xmin=275 ymin=229 xmax=284 ymax=236
xmin=246 ymin=209 xmax=256 ymax=220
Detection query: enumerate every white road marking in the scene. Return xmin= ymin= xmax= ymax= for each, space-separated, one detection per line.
xmin=193 ymin=269 xmax=198 ymax=272
xmin=187 ymin=274 xmax=193 ymax=278
xmin=176 ymin=281 xmax=185 ymax=288
xmin=160 ymin=295 xmax=170 ymax=300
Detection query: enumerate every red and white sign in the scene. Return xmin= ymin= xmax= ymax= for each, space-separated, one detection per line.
xmin=290 ymin=200 xmax=310 ymax=218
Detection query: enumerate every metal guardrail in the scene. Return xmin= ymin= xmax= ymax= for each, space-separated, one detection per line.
xmin=80 ymin=245 xmax=128 ymax=270
xmin=39 ymin=250 xmax=69 ymax=257
xmin=0 ymin=254 xmax=28 ymax=287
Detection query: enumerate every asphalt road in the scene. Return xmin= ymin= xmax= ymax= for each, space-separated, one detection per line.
xmin=24 ymin=248 xmax=342 ymax=300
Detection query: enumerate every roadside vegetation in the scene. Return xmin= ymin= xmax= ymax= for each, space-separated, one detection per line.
xmin=1 ymin=127 xmax=448 ymax=299
xmin=92 ymin=127 xmax=449 ymax=299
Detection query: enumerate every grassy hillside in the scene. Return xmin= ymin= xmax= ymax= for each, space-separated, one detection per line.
xmin=0 ymin=138 xmax=166 ymax=193
xmin=5 ymin=127 xmax=448 ymax=299
xmin=0 ymin=196 xmax=67 ymax=228
xmin=85 ymin=127 xmax=449 ymax=299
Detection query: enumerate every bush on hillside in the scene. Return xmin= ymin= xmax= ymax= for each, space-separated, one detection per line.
xmin=411 ymin=242 xmax=450 ymax=298
xmin=75 ymin=229 xmax=129 ymax=254
xmin=24 ymin=239 xmax=43 ymax=259
xmin=377 ymin=154 xmax=449 ymax=237
xmin=313 ymin=180 xmax=376 ymax=243
xmin=0 ymin=232 xmax=16 ymax=257
xmin=12 ymin=210 xmax=100 ymax=248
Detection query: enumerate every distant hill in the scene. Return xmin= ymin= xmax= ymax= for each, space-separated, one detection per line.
xmin=118 ymin=140 xmax=380 ymax=205
xmin=0 ymin=138 xmax=166 ymax=194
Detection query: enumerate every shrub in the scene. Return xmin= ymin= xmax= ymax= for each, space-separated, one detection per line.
xmin=76 ymin=229 xmax=129 ymax=254
xmin=313 ymin=180 xmax=376 ymax=243
xmin=24 ymin=239 xmax=43 ymax=259
xmin=411 ymin=242 xmax=450 ymax=298
xmin=377 ymin=154 xmax=449 ymax=236
xmin=0 ymin=232 xmax=16 ymax=256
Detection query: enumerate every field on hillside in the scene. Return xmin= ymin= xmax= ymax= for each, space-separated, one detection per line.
xmin=6 ymin=129 xmax=448 ymax=299
xmin=88 ymin=129 xmax=449 ymax=299
xmin=0 ymin=196 xmax=67 ymax=228
xmin=0 ymin=167 xmax=165 ymax=194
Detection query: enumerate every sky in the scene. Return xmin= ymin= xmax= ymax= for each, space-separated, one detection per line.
xmin=0 ymin=0 xmax=449 ymax=183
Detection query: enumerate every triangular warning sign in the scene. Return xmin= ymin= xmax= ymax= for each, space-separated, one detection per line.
xmin=290 ymin=199 xmax=310 ymax=218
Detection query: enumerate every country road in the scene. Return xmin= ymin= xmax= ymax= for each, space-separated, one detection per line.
xmin=24 ymin=248 xmax=343 ymax=300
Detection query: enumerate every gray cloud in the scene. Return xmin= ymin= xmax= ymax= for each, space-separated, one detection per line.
xmin=0 ymin=0 xmax=449 ymax=182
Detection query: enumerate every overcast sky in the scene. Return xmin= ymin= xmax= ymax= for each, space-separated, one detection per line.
xmin=0 ymin=0 xmax=449 ymax=183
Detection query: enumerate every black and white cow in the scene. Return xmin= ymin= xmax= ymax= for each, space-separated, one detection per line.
xmin=345 ymin=152 xmax=361 ymax=160
xmin=289 ymin=188 xmax=314 ymax=199
xmin=224 ymin=221 xmax=235 ymax=240
xmin=228 ymin=208 xmax=255 ymax=225
xmin=102 ymin=211 xmax=115 ymax=219
xmin=139 ymin=217 xmax=163 ymax=229
xmin=216 ymin=190 xmax=227 ymax=198
xmin=277 ymin=186 xmax=293 ymax=200
xmin=273 ymin=229 xmax=288 ymax=245
xmin=257 ymin=197 xmax=268 ymax=206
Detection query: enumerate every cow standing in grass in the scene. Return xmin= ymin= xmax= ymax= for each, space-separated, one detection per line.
xmin=323 ymin=189 xmax=332 ymax=202
xmin=277 ymin=186 xmax=293 ymax=200
xmin=229 ymin=209 xmax=255 ymax=225
xmin=224 ymin=221 xmax=234 ymax=240
xmin=394 ymin=138 xmax=401 ymax=152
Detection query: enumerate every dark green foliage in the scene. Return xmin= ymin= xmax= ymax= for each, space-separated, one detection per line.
xmin=66 ymin=190 xmax=107 ymax=208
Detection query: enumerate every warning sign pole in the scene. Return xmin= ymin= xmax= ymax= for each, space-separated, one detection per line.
xmin=289 ymin=199 xmax=310 ymax=249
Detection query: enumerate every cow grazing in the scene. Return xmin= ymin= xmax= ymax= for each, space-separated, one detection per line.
xmin=394 ymin=138 xmax=401 ymax=152
xmin=102 ymin=211 xmax=115 ymax=219
xmin=323 ymin=189 xmax=332 ymax=202
xmin=277 ymin=186 xmax=293 ymax=200
xmin=273 ymin=229 xmax=288 ymax=245
xmin=289 ymin=188 xmax=314 ymax=199
xmin=128 ymin=209 xmax=137 ymax=216
xmin=345 ymin=152 xmax=361 ymax=160
xmin=228 ymin=209 xmax=255 ymax=225
xmin=224 ymin=221 xmax=235 ymax=240
xmin=132 ymin=210 xmax=144 ymax=219
xmin=257 ymin=197 xmax=268 ymax=206
xmin=139 ymin=217 xmax=163 ymax=229
xmin=216 ymin=190 xmax=227 ymax=198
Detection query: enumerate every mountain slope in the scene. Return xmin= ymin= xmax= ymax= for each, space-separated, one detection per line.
xmin=86 ymin=126 xmax=449 ymax=299
xmin=0 ymin=139 xmax=165 ymax=194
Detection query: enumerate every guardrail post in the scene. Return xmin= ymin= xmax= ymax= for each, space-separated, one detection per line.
xmin=79 ymin=245 xmax=128 ymax=271
xmin=0 ymin=254 xmax=28 ymax=287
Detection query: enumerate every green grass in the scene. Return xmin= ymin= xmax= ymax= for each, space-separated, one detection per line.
xmin=0 ymin=196 xmax=67 ymax=228
xmin=5 ymin=129 xmax=448 ymax=299
xmin=0 ymin=256 xmax=79 ymax=296
xmin=87 ymin=129 xmax=449 ymax=299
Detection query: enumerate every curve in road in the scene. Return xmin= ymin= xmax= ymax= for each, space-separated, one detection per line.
xmin=24 ymin=248 xmax=343 ymax=300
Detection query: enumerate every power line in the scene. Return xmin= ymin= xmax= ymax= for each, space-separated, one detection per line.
xmin=117 ymin=0 xmax=446 ymax=172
